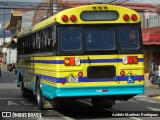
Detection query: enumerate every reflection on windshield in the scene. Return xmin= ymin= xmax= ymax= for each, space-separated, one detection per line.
xmin=85 ymin=30 xmax=115 ymax=51
xmin=119 ymin=29 xmax=140 ymax=50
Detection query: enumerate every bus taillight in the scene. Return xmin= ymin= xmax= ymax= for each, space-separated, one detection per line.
xmin=131 ymin=14 xmax=138 ymax=21
xmin=122 ymin=56 xmax=138 ymax=64
xmin=61 ymin=15 xmax=68 ymax=22
xmin=123 ymin=14 xmax=130 ymax=21
xmin=70 ymin=15 xmax=77 ymax=22
xmin=70 ymin=57 xmax=75 ymax=66
xmin=64 ymin=57 xmax=80 ymax=66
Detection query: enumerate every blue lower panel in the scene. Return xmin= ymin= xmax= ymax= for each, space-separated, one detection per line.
xmin=41 ymin=83 xmax=144 ymax=99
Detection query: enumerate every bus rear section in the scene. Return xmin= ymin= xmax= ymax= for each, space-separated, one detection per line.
xmin=40 ymin=25 xmax=144 ymax=108
xmin=17 ymin=4 xmax=144 ymax=109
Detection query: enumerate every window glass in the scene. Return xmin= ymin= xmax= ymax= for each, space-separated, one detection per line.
xmin=61 ymin=30 xmax=81 ymax=51
xmin=85 ymin=30 xmax=115 ymax=51
xmin=32 ymin=34 xmax=36 ymax=53
xmin=119 ymin=29 xmax=140 ymax=50
xmin=81 ymin=11 xmax=119 ymax=21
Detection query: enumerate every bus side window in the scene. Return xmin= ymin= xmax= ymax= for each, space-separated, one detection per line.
xmin=24 ymin=37 xmax=26 ymax=54
xmin=42 ymin=30 xmax=46 ymax=52
xmin=36 ymin=32 xmax=41 ymax=52
xmin=52 ymin=26 xmax=56 ymax=51
xmin=46 ymin=28 xmax=49 ymax=51
xmin=28 ymin=35 xmax=31 ymax=54
xmin=35 ymin=32 xmax=38 ymax=52
xmin=39 ymin=31 xmax=42 ymax=52
xmin=44 ymin=29 xmax=47 ymax=52
xmin=53 ymin=25 xmax=57 ymax=51
xmin=47 ymin=27 xmax=51 ymax=51
xmin=32 ymin=33 xmax=36 ymax=53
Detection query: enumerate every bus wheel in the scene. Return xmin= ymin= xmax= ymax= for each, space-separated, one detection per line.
xmin=20 ymin=75 xmax=30 ymax=98
xmin=36 ymin=80 xmax=44 ymax=110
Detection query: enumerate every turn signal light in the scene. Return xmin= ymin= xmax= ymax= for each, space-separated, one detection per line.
xmin=64 ymin=58 xmax=70 ymax=66
xmin=132 ymin=56 xmax=138 ymax=64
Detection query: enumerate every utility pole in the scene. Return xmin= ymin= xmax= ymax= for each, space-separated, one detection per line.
xmin=0 ymin=2 xmax=6 ymax=46
xmin=0 ymin=2 xmax=6 ymax=65
xmin=50 ymin=0 xmax=53 ymax=16
xmin=3 ymin=2 xmax=5 ymax=47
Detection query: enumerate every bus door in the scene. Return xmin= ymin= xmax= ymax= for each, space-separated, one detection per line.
xmin=84 ymin=28 xmax=118 ymax=82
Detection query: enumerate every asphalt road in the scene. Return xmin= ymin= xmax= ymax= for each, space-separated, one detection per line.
xmin=0 ymin=68 xmax=160 ymax=120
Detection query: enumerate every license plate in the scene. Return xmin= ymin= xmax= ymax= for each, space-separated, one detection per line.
xmin=68 ymin=77 xmax=78 ymax=82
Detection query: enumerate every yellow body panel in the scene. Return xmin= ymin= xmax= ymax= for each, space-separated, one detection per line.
xmin=18 ymin=4 xmax=140 ymax=38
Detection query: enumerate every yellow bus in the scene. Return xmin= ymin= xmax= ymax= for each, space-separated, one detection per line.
xmin=17 ymin=4 xmax=144 ymax=110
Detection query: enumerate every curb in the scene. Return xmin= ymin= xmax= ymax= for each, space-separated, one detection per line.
xmin=153 ymin=96 xmax=160 ymax=100
xmin=145 ymin=85 xmax=160 ymax=89
xmin=148 ymin=94 xmax=160 ymax=97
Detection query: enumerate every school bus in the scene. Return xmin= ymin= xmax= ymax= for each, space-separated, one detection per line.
xmin=17 ymin=4 xmax=144 ymax=110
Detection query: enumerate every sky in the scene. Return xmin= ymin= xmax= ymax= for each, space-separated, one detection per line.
xmin=140 ymin=0 xmax=160 ymax=3
xmin=64 ymin=0 xmax=160 ymax=4
xmin=0 ymin=0 xmax=42 ymax=37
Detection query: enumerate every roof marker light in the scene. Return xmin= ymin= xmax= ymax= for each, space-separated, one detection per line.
xmin=92 ymin=6 xmax=96 ymax=9
xmin=103 ymin=6 xmax=107 ymax=9
xmin=98 ymin=6 xmax=102 ymax=9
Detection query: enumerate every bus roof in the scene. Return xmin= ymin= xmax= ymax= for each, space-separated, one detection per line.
xmin=18 ymin=4 xmax=140 ymax=38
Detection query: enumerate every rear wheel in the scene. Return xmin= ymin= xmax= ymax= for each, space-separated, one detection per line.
xmin=36 ymin=80 xmax=44 ymax=110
